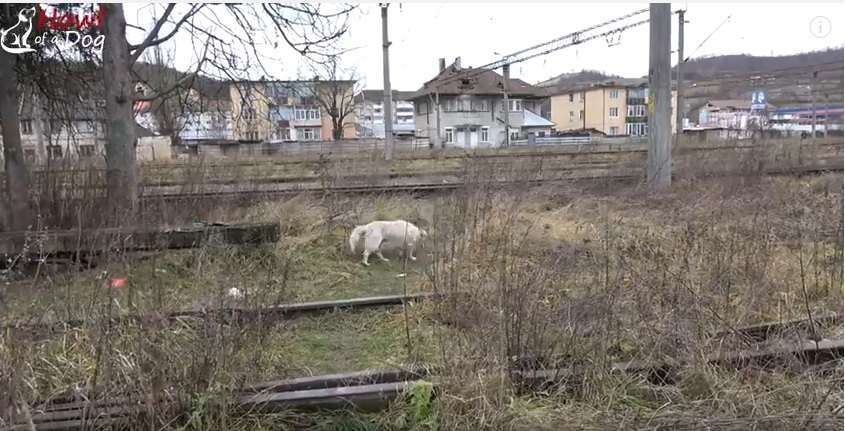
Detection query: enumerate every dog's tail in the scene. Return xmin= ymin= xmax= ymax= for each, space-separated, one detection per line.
xmin=349 ymin=225 xmax=367 ymax=253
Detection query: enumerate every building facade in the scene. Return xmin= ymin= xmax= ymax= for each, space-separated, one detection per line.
xmin=355 ymin=90 xmax=416 ymax=138
xmin=230 ymin=80 xmax=357 ymax=143
xmin=411 ymin=58 xmax=554 ymax=148
xmin=549 ymin=79 xmax=677 ymax=137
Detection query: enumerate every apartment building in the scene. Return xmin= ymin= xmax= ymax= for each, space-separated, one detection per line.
xmin=355 ymin=90 xmax=416 ymax=138
xmin=7 ymin=88 xmax=155 ymax=164
xmin=549 ymin=79 xmax=676 ymax=137
xmin=230 ymin=79 xmax=357 ymax=143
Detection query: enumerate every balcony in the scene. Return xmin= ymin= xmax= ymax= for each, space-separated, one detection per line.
xmin=627 ymin=98 xmax=646 ymax=106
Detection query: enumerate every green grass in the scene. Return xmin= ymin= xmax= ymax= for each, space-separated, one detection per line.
xmin=257 ymin=306 xmax=439 ymax=378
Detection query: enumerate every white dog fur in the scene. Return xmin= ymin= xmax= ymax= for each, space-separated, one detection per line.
xmin=348 ymin=220 xmax=428 ymax=266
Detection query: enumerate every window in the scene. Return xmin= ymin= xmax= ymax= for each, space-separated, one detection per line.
xmin=444 ymin=98 xmax=488 ymax=112
xmin=78 ymin=145 xmax=95 ymax=157
xmin=73 ymin=121 xmax=93 ymax=133
xmin=569 ymin=111 xmax=574 ymax=118
xmin=569 ymin=94 xmax=574 ymax=102
xmin=609 ymin=89 xmax=619 ymax=99
xmin=609 ymin=107 xmax=619 ymax=118
xmin=609 ymin=126 xmax=620 ymax=135
xmin=444 ymin=127 xmax=454 ymax=143
xmin=480 ymin=127 xmax=489 ymax=142
xmin=272 ymin=127 xmax=291 ymax=141
xmin=626 ymin=105 xmax=646 ymax=117
xmin=417 ymin=102 xmax=429 ymax=114
xmin=20 ymin=120 xmax=32 ymax=134
xmin=294 ymin=106 xmax=320 ymax=121
xmin=245 ymin=131 xmax=260 ymax=141
xmin=579 ymin=110 xmax=584 ymax=119
xmin=24 ymin=149 xmax=36 ymax=163
xmin=627 ymin=123 xmax=648 ymax=136
xmin=300 ymin=128 xmax=318 ymax=140
xmin=509 ymin=128 xmax=520 ymax=141
xmin=508 ymin=99 xmax=522 ymax=112
xmin=48 ymin=145 xmax=63 ymax=158
xmin=243 ymin=107 xmax=256 ymax=120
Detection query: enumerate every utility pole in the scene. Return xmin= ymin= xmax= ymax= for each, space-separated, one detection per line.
xmin=810 ymin=83 xmax=816 ymax=147
xmin=823 ymin=92 xmax=829 ymax=139
xmin=381 ymin=3 xmax=394 ymax=160
xmin=502 ymin=63 xmax=511 ymax=147
xmin=675 ymin=8 xmax=686 ymax=149
xmin=810 ymin=71 xmax=818 ymax=143
xmin=647 ymin=3 xmax=672 ymax=189
xmin=435 ymin=88 xmax=442 ymax=148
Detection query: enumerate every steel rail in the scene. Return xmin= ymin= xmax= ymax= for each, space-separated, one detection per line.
xmin=16 ymin=339 xmax=843 ymax=430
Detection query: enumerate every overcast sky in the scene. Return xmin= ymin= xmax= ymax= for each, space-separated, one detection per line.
xmin=124 ymin=3 xmax=844 ymax=91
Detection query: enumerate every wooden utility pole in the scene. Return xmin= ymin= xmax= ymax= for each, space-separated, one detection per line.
xmin=502 ymin=64 xmax=511 ymax=147
xmin=675 ymin=8 xmax=686 ymax=149
xmin=647 ymin=3 xmax=672 ymax=188
xmin=381 ymin=3 xmax=394 ymax=160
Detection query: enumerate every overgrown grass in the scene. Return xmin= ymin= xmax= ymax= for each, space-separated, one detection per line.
xmin=1 ymin=157 xmax=842 ymax=430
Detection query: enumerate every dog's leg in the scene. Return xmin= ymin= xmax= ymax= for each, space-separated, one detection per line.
xmin=376 ymin=250 xmax=390 ymax=262
xmin=407 ymin=243 xmax=417 ymax=261
xmin=363 ymin=233 xmax=386 ymax=264
xmin=361 ymin=250 xmax=371 ymax=266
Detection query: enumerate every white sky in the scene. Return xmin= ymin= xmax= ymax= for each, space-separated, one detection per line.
xmin=124 ymin=3 xmax=845 ymax=91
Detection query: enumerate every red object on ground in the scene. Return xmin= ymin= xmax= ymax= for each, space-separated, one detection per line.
xmin=109 ymin=277 xmax=127 ymax=290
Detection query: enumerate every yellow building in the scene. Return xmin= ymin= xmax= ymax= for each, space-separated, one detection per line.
xmin=230 ymin=81 xmax=272 ymax=141
xmin=229 ymin=80 xmax=357 ymax=142
xmin=549 ymin=79 xmax=677 ymax=137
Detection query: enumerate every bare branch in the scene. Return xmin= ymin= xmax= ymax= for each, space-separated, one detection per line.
xmin=133 ymin=38 xmax=211 ymax=103
xmin=127 ymin=3 xmax=176 ymax=64
xmin=129 ymin=4 xmax=205 ymax=64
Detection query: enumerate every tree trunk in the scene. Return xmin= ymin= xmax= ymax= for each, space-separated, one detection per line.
xmin=333 ymin=119 xmax=342 ymax=140
xmin=0 ymin=48 xmax=34 ymax=233
xmin=102 ymin=3 xmax=138 ymax=224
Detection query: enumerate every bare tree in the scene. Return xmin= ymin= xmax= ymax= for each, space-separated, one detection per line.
xmin=0 ymin=48 xmax=33 ymax=232
xmin=313 ymin=56 xmax=360 ymax=141
xmin=101 ymin=3 xmax=356 ymax=222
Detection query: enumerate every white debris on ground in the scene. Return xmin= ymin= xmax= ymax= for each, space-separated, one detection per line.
xmin=227 ymin=287 xmax=244 ymax=299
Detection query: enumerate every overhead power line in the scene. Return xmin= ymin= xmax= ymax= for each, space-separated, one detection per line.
xmin=684 ymin=64 xmax=844 ymax=92
xmin=425 ymin=9 xmax=650 ymax=91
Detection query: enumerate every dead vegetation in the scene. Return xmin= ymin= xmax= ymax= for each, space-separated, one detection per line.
xmin=0 ymin=147 xmax=843 ymax=429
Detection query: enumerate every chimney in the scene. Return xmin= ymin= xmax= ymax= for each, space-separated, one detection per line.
xmin=438 ymin=58 xmax=446 ymax=72
xmin=454 ymin=56 xmax=461 ymax=70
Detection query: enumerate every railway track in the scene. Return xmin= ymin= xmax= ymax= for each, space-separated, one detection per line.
xmin=8 ymin=311 xmax=842 ymax=431
xmin=17 ymin=141 xmax=842 ymax=193
xmin=23 ymin=140 xmax=842 ymax=175
xmin=132 ymin=161 xmax=843 ymax=203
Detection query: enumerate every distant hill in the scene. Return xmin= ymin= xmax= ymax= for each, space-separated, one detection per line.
xmin=536 ymin=69 xmax=622 ymax=90
xmin=674 ymin=47 xmax=843 ymax=81
xmin=679 ymin=48 xmax=844 ymax=117
xmin=536 ymin=49 xmax=844 ymax=120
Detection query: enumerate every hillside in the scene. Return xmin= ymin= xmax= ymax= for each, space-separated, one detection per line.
xmin=537 ymin=49 xmax=843 ymax=120
xmin=674 ymin=48 xmax=843 ymax=81
xmin=680 ymin=49 xmax=844 ymax=117
xmin=536 ymin=69 xmax=622 ymax=90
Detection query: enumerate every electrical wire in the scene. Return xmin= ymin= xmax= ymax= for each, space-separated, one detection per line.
xmin=423 ymin=10 xmax=650 ymax=91
xmin=686 ymin=14 xmax=731 ymax=62
xmin=683 ymin=62 xmax=844 ymax=91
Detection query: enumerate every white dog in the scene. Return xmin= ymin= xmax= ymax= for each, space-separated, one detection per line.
xmin=348 ymin=220 xmax=428 ymax=266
